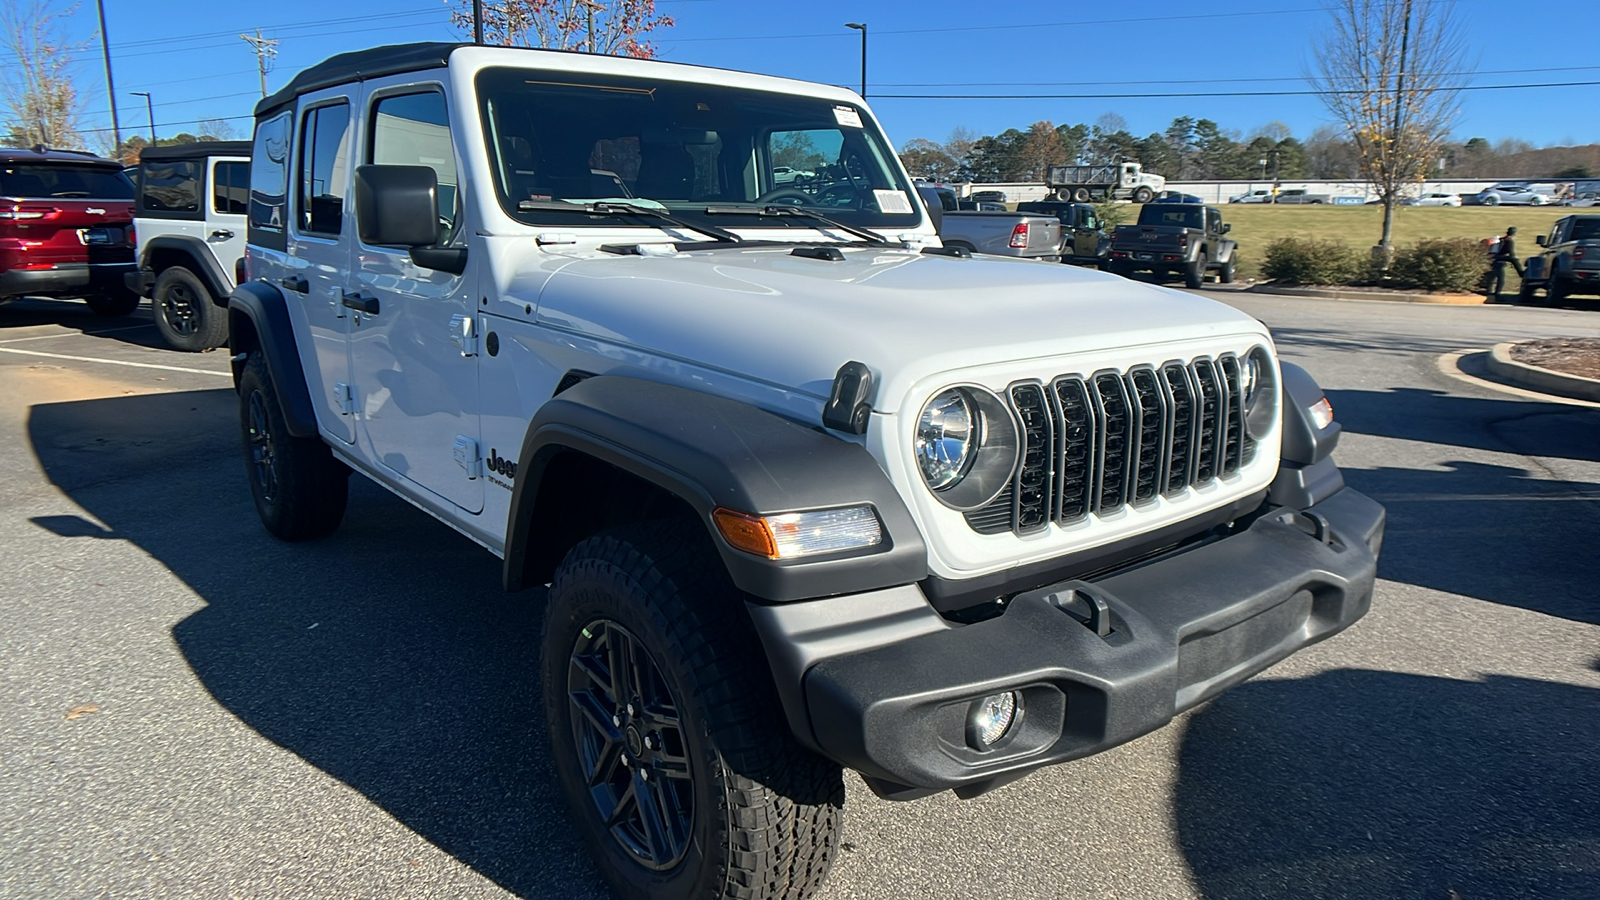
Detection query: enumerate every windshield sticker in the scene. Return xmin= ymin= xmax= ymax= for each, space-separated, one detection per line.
xmin=874 ymin=190 xmax=913 ymax=214
xmin=833 ymin=105 xmax=863 ymax=129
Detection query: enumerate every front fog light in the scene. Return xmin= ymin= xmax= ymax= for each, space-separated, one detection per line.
xmin=1309 ymin=397 xmax=1334 ymax=430
xmin=969 ymin=691 xmax=1018 ymax=748
xmin=712 ymin=506 xmax=882 ymax=559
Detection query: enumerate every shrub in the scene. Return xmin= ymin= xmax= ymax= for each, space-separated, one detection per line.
xmin=1260 ymin=237 xmax=1363 ymax=285
xmin=1388 ymin=238 xmax=1488 ymax=293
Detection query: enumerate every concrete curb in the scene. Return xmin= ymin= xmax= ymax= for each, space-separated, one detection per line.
xmin=1240 ymin=283 xmax=1487 ymax=304
xmin=1485 ymin=342 xmax=1600 ymax=402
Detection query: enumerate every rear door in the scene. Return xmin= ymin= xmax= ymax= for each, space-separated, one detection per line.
xmin=208 ymin=158 xmax=250 ymax=286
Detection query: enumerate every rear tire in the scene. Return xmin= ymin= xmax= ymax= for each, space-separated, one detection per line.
xmin=1073 ymin=188 xmax=1091 ymax=203
xmin=238 ymin=353 xmax=348 ymax=541
xmin=1549 ymin=277 xmax=1571 ymax=304
xmin=153 ymin=267 xmax=229 ymax=352
xmin=1132 ymin=187 xmax=1155 ymax=204
xmin=1482 ymin=195 xmax=1499 ymax=206
xmin=543 ymin=523 xmax=845 ymax=900
xmin=1185 ymin=252 xmax=1207 ymax=289
xmin=83 ymin=288 xmax=140 ymax=317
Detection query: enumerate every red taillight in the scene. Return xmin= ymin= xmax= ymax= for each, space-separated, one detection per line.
xmin=0 ymin=205 xmax=56 ymax=221
xmin=126 ymin=221 xmax=136 ymax=246
xmin=1178 ymin=232 xmax=1189 ymax=248
xmin=1009 ymin=222 xmax=1029 ymax=249
xmin=236 ymin=255 xmax=249 ymax=285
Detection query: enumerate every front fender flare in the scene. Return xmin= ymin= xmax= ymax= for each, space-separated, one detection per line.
xmin=227 ymin=280 xmax=319 ymax=439
xmin=504 ymin=376 xmax=929 ymax=602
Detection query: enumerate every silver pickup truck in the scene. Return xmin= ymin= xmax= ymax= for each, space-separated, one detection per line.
xmin=917 ymin=184 xmax=1061 ymax=261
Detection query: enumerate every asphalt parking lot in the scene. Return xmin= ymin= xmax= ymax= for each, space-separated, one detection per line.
xmin=1 ymin=292 xmax=1597 ymax=899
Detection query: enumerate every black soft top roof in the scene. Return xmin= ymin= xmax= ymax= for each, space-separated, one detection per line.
xmin=256 ymin=42 xmax=463 ymax=117
xmin=139 ymin=140 xmax=251 ymax=162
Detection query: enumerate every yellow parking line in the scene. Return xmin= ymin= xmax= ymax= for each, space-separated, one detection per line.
xmin=0 ymin=346 xmax=232 ymax=377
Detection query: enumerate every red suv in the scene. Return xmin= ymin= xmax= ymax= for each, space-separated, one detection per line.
xmin=1 ymin=146 xmax=140 ymax=316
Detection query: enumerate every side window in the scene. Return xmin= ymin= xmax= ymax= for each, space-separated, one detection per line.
xmin=249 ymin=112 xmax=290 ymax=232
xmin=369 ymin=91 xmax=456 ymax=234
xmin=141 ymin=160 xmax=199 ymax=212
xmin=1207 ymin=209 xmax=1221 ymax=232
xmin=297 ymin=103 xmax=352 ymax=235
xmin=213 ymin=161 xmax=249 ymax=214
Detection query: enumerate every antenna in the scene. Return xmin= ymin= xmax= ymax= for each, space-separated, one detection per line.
xmin=240 ymin=29 xmax=279 ymax=98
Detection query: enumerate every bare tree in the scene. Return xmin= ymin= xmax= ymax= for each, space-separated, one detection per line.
xmin=0 ymin=0 xmax=89 ymax=149
xmin=452 ymin=0 xmax=673 ymax=58
xmin=1310 ymin=0 xmax=1466 ymax=256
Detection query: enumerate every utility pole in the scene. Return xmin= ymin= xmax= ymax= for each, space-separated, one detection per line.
xmin=472 ymin=0 xmax=483 ymax=43
xmin=579 ymin=0 xmax=602 ymax=52
xmin=95 ymin=0 xmax=121 ymax=155
xmin=240 ymin=29 xmax=279 ymax=98
xmin=130 ymin=91 xmax=154 ymax=144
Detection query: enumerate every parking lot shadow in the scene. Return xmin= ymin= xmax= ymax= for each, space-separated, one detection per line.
xmin=0 ymin=296 xmax=166 ymax=349
xmin=1175 ymin=669 xmax=1600 ymax=899
xmin=27 ymin=389 xmax=609 ymax=899
xmin=1326 ymin=386 xmax=1600 ymax=465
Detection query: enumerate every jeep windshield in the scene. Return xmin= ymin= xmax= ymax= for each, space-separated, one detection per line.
xmin=476 ymin=67 xmax=922 ymax=236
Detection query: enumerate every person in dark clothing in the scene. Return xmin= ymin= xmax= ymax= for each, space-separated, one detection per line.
xmin=1490 ymin=226 xmax=1524 ymax=302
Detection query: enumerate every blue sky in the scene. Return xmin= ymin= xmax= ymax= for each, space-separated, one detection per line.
xmin=59 ymin=0 xmax=1600 ymax=151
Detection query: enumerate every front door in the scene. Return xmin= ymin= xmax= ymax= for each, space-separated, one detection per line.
xmin=346 ymin=81 xmax=481 ymax=514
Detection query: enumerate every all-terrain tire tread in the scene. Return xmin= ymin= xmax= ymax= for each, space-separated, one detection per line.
xmin=549 ymin=523 xmax=844 ymax=900
xmin=239 ymin=353 xmax=348 ymax=541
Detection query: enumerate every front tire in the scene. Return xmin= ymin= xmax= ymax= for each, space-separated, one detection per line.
xmin=154 ymin=267 xmax=229 ymax=352
xmin=1219 ymin=256 xmax=1236 ymax=284
xmin=1186 ymin=251 xmax=1207 ymax=289
xmin=543 ymin=524 xmax=845 ymax=900
xmin=238 ymin=353 xmax=348 ymax=540
xmin=1132 ymin=186 xmax=1155 ymax=204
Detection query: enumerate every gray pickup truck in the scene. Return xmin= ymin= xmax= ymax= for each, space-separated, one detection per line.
xmin=1107 ymin=202 xmax=1238 ymax=288
xmin=917 ymin=184 xmax=1061 ymax=261
xmin=1522 ymin=214 xmax=1600 ymax=304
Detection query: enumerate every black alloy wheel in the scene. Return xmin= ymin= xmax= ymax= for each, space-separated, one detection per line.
xmin=568 ymin=618 xmax=694 ymax=870
xmin=246 ymin=388 xmax=278 ymax=504
xmin=161 ymin=279 xmax=202 ymax=337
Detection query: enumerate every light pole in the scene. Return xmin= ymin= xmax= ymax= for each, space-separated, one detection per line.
xmin=845 ymin=23 xmax=866 ymax=98
xmin=130 ymin=92 xmax=154 ymax=145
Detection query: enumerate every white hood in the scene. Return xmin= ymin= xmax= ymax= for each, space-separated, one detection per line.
xmin=532 ymin=244 xmax=1268 ymax=410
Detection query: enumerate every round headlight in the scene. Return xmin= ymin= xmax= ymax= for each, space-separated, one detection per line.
xmin=916 ymin=389 xmax=976 ymax=490
xmin=1242 ymin=346 xmax=1278 ymax=440
xmin=913 ymin=386 xmax=1021 ymax=511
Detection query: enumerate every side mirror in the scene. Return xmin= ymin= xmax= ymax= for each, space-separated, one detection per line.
xmin=1221 ymin=223 xmax=1232 ymax=234
xmin=1535 ymin=235 xmax=1547 ymax=246
xmin=353 ymin=165 xmax=467 ymax=274
xmin=354 ymin=165 xmax=440 ymax=246
xmin=915 ymin=187 xmax=943 ymax=234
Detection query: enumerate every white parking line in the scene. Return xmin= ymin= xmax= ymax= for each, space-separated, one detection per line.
xmin=0 ymin=345 xmax=232 ymax=377
xmin=0 ymin=323 xmax=156 ymax=345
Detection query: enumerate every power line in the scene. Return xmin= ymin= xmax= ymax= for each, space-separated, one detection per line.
xmin=869 ymin=65 xmax=1600 ymax=89
xmin=871 ymin=80 xmax=1600 ymax=101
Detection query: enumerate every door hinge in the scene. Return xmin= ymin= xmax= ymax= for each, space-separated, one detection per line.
xmin=453 ymin=435 xmax=481 ymax=478
xmin=335 ymin=382 xmax=353 ymax=415
xmin=449 ymin=313 xmax=478 ymax=357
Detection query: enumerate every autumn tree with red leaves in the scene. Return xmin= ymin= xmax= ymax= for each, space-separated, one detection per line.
xmin=453 ymin=0 xmax=673 ymax=58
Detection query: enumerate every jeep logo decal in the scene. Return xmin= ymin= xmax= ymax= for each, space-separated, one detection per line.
xmin=488 ymin=448 xmax=517 ymax=479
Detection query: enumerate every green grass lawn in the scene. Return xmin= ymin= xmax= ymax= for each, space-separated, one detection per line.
xmin=1208 ymin=205 xmax=1568 ymax=287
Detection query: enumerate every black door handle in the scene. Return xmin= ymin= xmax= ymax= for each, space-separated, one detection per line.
xmin=341 ymin=291 xmax=380 ymax=314
xmin=210 ymin=229 xmax=235 ymax=239
xmin=280 ymin=275 xmax=308 ymax=294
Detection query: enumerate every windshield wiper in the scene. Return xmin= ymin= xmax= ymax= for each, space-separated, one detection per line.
xmin=703 ymin=205 xmax=889 ymax=244
xmin=517 ymin=199 xmax=742 ymax=244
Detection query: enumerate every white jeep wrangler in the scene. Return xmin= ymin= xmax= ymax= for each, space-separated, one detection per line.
xmin=127 ymin=141 xmax=250 ymax=351
xmin=230 ymin=42 xmax=1383 ymax=900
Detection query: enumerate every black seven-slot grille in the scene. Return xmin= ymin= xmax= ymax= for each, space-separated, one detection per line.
xmin=965 ymin=355 xmax=1258 ymax=535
